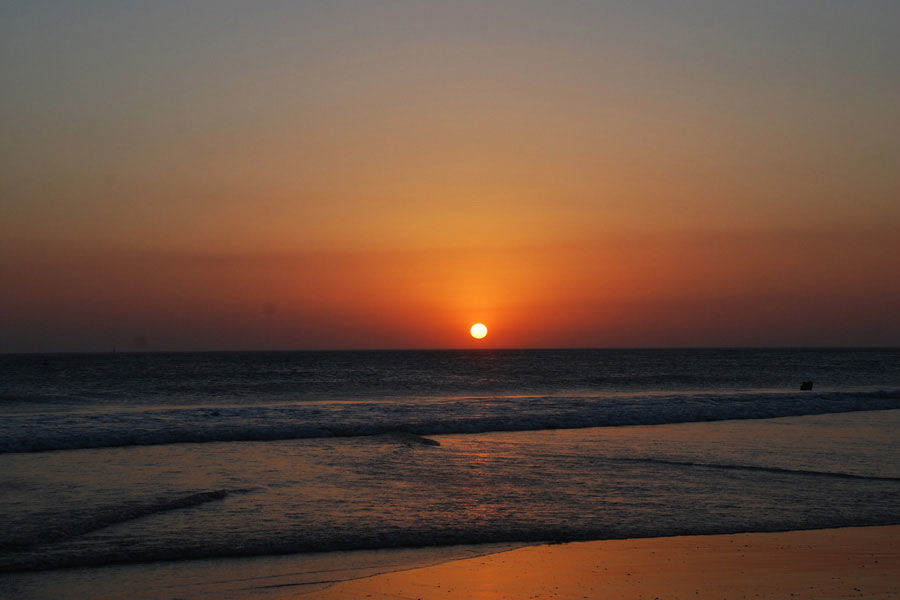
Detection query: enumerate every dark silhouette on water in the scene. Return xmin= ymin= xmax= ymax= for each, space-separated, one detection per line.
xmin=801 ymin=381 xmax=814 ymax=391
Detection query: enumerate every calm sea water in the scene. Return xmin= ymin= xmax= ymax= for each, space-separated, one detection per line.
xmin=1 ymin=348 xmax=899 ymax=597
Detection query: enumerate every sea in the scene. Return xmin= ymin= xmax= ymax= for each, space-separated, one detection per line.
xmin=1 ymin=348 xmax=899 ymax=599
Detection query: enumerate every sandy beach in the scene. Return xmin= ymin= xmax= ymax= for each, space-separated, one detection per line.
xmin=312 ymin=526 xmax=900 ymax=600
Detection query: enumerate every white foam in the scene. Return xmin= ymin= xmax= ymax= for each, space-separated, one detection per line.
xmin=1 ymin=389 xmax=898 ymax=453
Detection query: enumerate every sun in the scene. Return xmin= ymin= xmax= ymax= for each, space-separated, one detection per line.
xmin=470 ymin=323 xmax=488 ymax=340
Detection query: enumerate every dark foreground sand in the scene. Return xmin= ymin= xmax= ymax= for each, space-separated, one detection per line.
xmin=310 ymin=526 xmax=899 ymax=599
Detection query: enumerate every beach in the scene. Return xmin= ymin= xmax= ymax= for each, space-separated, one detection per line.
xmin=315 ymin=526 xmax=900 ymax=600
xmin=2 ymin=350 xmax=899 ymax=599
xmin=4 ymin=525 xmax=897 ymax=599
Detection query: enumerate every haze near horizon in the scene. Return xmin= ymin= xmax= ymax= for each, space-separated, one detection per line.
xmin=2 ymin=1 xmax=898 ymax=352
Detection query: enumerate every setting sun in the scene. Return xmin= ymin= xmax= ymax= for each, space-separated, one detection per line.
xmin=470 ymin=323 xmax=488 ymax=340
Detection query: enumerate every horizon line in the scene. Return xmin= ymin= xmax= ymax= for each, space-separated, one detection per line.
xmin=3 ymin=345 xmax=898 ymax=356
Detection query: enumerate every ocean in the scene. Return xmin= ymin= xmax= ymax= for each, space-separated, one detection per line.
xmin=1 ymin=348 xmax=899 ymax=599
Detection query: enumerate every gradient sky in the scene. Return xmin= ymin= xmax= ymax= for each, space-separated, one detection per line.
xmin=2 ymin=1 xmax=898 ymax=351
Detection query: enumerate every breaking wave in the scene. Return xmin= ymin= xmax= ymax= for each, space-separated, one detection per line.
xmin=2 ymin=389 xmax=898 ymax=453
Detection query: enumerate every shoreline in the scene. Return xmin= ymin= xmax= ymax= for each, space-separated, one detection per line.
xmin=309 ymin=525 xmax=900 ymax=599
xmin=2 ymin=525 xmax=897 ymax=599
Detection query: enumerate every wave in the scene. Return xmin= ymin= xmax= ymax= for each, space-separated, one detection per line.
xmin=1 ymin=389 xmax=899 ymax=453
xmin=5 ymin=516 xmax=900 ymax=574
xmin=0 ymin=488 xmax=253 ymax=552
xmin=0 ymin=393 xmax=84 ymax=405
xmin=612 ymin=458 xmax=900 ymax=482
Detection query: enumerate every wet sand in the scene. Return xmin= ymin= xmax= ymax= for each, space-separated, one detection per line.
xmin=311 ymin=525 xmax=900 ymax=599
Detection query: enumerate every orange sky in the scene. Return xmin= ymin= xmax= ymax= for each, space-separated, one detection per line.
xmin=1 ymin=2 xmax=898 ymax=351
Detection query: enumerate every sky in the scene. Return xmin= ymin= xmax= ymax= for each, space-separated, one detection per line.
xmin=2 ymin=1 xmax=898 ymax=352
